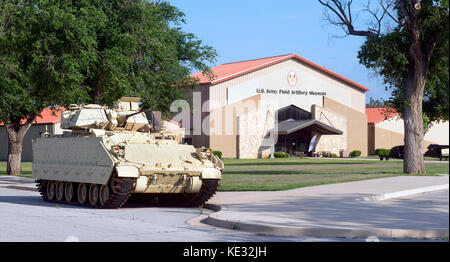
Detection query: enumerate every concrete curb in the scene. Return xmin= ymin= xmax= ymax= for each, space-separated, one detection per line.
xmin=203 ymin=213 xmax=449 ymax=239
xmin=186 ymin=204 xmax=222 ymax=229
xmin=362 ymin=184 xmax=449 ymax=201
xmin=201 ymin=185 xmax=449 ymax=240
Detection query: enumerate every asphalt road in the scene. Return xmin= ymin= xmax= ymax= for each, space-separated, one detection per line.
xmin=0 ymin=186 xmax=333 ymax=242
xmin=0 ymin=184 xmax=447 ymax=242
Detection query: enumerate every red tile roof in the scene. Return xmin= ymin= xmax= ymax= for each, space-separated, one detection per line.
xmin=366 ymin=107 xmax=399 ymax=124
xmin=0 ymin=107 xmax=64 ymax=126
xmin=191 ymin=53 xmax=369 ymax=92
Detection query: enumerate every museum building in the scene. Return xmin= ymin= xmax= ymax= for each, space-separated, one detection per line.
xmin=187 ymin=54 xmax=369 ymax=158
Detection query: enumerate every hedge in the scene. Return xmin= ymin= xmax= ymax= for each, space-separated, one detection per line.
xmin=350 ymin=150 xmax=362 ymax=157
xmin=375 ymin=148 xmax=391 ymax=156
xmin=213 ymin=151 xmax=222 ymax=159
xmin=274 ymin=152 xmax=290 ymax=158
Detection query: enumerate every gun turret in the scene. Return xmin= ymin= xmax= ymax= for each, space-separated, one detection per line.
xmin=117 ymin=108 xmax=152 ymax=129
xmin=124 ymin=109 xmax=152 ymax=121
xmin=61 ymin=97 xmax=152 ymax=132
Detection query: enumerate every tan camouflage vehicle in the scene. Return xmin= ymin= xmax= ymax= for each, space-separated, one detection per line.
xmin=32 ymin=97 xmax=223 ymax=208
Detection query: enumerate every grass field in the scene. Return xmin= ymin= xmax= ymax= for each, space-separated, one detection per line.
xmin=0 ymin=162 xmax=32 ymax=177
xmin=219 ymin=158 xmax=449 ymax=191
xmin=1 ymin=159 xmax=448 ymax=191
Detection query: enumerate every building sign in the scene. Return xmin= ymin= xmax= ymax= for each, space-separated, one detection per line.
xmin=256 ymin=89 xmax=326 ymax=96
xmin=255 ymin=69 xmax=327 ymax=97
xmin=228 ymin=68 xmax=327 ymax=106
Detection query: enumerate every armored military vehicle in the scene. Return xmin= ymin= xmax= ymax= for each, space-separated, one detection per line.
xmin=32 ymin=97 xmax=223 ymax=208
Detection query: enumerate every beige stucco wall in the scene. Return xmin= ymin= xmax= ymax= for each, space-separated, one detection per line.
xmin=371 ymin=126 xmax=437 ymax=154
xmin=323 ymin=97 xmax=368 ymax=157
xmin=373 ymin=126 xmax=405 ymax=153
xmin=376 ymin=116 xmax=449 ymax=146
xmin=368 ymin=118 xmax=448 ymax=155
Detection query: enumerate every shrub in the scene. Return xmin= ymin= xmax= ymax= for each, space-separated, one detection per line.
xmin=375 ymin=148 xmax=391 ymax=156
xmin=331 ymin=153 xmax=339 ymax=158
xmin=375 ymin=148 xmax=385 ymax=155
xmin=322 ymin=151 xmax=332 ymax=157
xmin=274 ymin=152 xmax=290 ymax=158
xmin=213 ymin=151 xmax=222 ymax=159
xmin=350 ymin=150 xmax=362 ymax=157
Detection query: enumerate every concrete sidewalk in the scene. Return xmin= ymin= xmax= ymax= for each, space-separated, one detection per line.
xmin=0 ymin=175 xmax=37 ymax=191
xmin=204 ymin=175 xmax=449 ymax=239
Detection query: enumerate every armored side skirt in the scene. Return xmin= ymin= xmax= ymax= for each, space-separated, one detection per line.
xmin=32 ymin=136 xmax=221 ymax=194
xmin=32 ymin=136 xmax=114 ymax=185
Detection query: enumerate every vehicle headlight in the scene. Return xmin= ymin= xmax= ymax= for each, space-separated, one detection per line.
xmin=197 ymin=148 xmax=213 ymax=160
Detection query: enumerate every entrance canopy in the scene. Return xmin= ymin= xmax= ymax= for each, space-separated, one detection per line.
xmin=272 ymin=119 xmax=343 ymax=135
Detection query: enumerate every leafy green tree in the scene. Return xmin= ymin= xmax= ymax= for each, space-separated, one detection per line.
xmin=0 ymin=0 xmax=216 ymax=175
xmin=366 ymin=97 xmax=387 ymax=107
xmin=318 ymin=0 xmax=448 ymax=174
xmin=78 ymin=0 xmax=217 ymax=110
xmin=0 ymin=1 xmax=97 ymax=175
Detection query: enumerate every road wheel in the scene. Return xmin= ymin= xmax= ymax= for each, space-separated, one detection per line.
xmin=64 ymin=182 xmax=74 ymax=202
xmin=55 ymin=181 xmax=64 ymax=201
xmin=78 ymin=183 xmax=88 ymax=204
xmin=99 ymin=184 xmax=110 ymax=206
xmin=89 ymin=184 xmax=99 ymax=206
xmin=47 ymin=181 xmax=55 ymax=200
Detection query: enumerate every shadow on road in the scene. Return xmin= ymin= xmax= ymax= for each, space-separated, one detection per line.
xmin=0 ymin=192 xmax=203 ymax=211
xmin=0 ymin=195 xmax=60 ymax=208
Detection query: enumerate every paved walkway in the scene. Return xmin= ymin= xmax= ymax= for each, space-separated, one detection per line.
xmin=205 ymin=175 xmax=449 ymax=239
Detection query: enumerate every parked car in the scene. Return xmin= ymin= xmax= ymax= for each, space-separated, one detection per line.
xmin=424 ymin=144 xmax=449 ymax=161
xmin=389 ymin=145 xmax=404 ymax=159
xmin=389 ymin=144 xmax=449 ymax=161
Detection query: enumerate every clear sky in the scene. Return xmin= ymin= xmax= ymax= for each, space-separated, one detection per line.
xmin=168 ymin=0 xmax=391 ymax=103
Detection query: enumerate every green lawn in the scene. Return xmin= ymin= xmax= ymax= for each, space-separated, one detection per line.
xmin=362 ymin=155 xmax=449 ymax=161
xmin=1 ymin=159 xmax=448 ymax=191
xmin=0 ymin=162 xmax=32 ymax=177
xmin=219 ymin=158 xmax=449 ymax=191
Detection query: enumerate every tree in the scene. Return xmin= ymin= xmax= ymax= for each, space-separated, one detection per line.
xmin=0 ymin=0 xmax=217 ymax=175
xmin=77 ymin=0 xmax=217 ymax=111
xmin=0 ymin=0 xmax=98 ymax=175
xmin=366 ymin=97 xmax=387 ymax=107
xmin=318 ymin=0 xmax=449 ymax=174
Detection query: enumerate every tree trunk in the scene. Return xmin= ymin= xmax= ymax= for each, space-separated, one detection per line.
xmin=403 ymin=58 xmax=427 ymax=174
xmin=92 ymin=66 xmax=104 ymax=104
xmin=7 ymin=134 xmax=23 ymax=175
xmin=5 ymin=116 xmax=36 ymax=175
